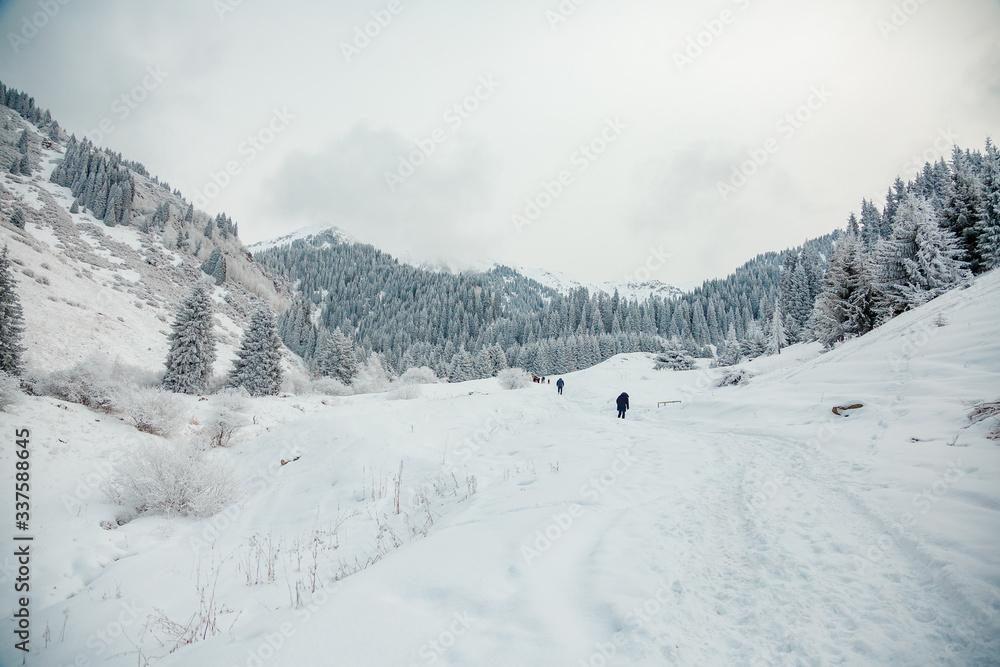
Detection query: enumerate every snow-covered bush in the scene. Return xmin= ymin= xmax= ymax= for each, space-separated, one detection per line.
xmin=397 ymin=366 xmax=439 ymax=385
xmin=497 ymin=367 xmax=532 ymax=390
xmin=201 ymin=388 xmax=251 ymax=447
xmin=311 ymin=377 xmax=354 ymax=396
xmin=352 ymin=352 xmax=392 ymax=394
xmin=717 ymin=367 xmax=753 ymax=387
xmin=103 ymin=442 xmax=242 ymax=518
xmin=387 ymin=384 xmax=422 ymax=400
xmin=111 ymin=383 xmax=185 ymax=437
xmin=654 ymin=350 xmax=697 ymax=371
xmin=0 ymin=371 xmax=22 ymax=411
xmin=111 ymin=358 xmax=162 ymax=388
xmin=35 ymin=354 xmax=118 ymax=411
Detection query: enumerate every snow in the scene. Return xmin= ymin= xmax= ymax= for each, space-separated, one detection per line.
xmin=2 ymin=272 xmax=1000 ymax=666
xmin=249 ymin=223 xmax=358 ymax=252
xmin=100 ymin=225 xmax=146 ymax=252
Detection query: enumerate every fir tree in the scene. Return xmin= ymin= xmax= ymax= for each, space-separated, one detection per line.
xmin=810 ymin=234 xmax=878 ymax=348
xmin=229 ymin=306 xmax=284 ymax=396
xmin=0 ymin=247 xmax=25 ymax=376
xmin=162 ymin=285 xmax=217 ymax=394
xmin=976 ymin=138 xmax=1000 ymax=271
xmin=768 ymin=301 xmax=787 ymax=355
xmin=943 ymin=145 xmax=987 ymax=272
xmin=875 ymin=194 xmax=969 ymax=319
xmin=9 ymin=207 xmax=25 ymax=229
xmin=315 ymin=327 xmax=358 ymax=384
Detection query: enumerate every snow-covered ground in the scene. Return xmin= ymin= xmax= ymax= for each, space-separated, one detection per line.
xmin=2 ymin=272 xmax=1000 ymax=666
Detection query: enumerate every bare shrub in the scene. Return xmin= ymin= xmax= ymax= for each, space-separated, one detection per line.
xmin=34 ymin=354 xmax=117 ymax=411
xmin=387 ymin=384 xmax=421 ymax=401
xmin=103 ymin=442 xmax=242 ymax=518
xmin=311 ymin=378 xmax=353 ymax=397
xmin=0 ymin=371 xmax=22 ymax=411
xmin=497 ymin=368 xmax=531 ymax=390
xmin=112 ymin=384 xmax=185 ymax=436
xmin=717 ymin=367 xmax=753 ymax=387
xmin=397 ymin=366 xmax=439 ymax=385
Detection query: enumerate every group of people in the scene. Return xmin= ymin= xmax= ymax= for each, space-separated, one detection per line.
xmin=534 ymin=375 xmax=630 ymax=419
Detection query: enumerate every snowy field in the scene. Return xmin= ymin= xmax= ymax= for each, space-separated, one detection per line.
xmin=2 ymin=272 xmax=1000 ymax=666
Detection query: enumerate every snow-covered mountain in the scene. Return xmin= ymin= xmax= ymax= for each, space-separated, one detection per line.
xmin=254 ymin=225 xmax=689 ymax=301
xmin=0 ymin=100 xmax=290 ymax=376
xmin=512 ymin=264 xmax=689 ymax=300
xmin=247 ymin=223 xmax=358 ymax=254
xmin=3 ymin=267 xmax=998 ymax=666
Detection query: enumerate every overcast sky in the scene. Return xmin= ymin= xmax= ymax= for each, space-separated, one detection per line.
xmin=2 ymin=0 xmax=998 ymax=285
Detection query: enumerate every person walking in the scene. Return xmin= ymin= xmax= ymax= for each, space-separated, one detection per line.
xmin=556 ymin=378 xmax=564 ymax=395
xmin=616 ymin=392 xmax=629 ymax=419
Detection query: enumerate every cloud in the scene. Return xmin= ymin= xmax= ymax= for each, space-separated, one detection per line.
xmin=262 ymin=124 xmax=500 ymax=264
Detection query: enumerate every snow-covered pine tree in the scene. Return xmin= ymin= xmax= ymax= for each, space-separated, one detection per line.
xmin=875 ymin=194 xmax=969 ymax=320
xmin=0 ymin=247 xmax=26 ymax=376
xmin=229 ymin=306 xmax=283 ymax=396
xmin=449 ymin=347 xmax=476 ymax=382
xmin=768 ymin=300 xmax=787 ymax=355
xmin=943 ymin=145 xmax=987 ymax=273
xmin=162 ymin=285 xmax=217 ymax=394
xmin=859 ymin=199 xmax=883 ymax=252
xmin=315 ymin=327 xmax=358 ymax=384
xmin=810 ymin=233 xmax=877 ymax=348
xmin=976 ymin=138 xmax=1000 ymax=271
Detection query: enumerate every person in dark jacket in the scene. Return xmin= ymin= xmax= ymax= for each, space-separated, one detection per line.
xmin=556 ymin=378 xmax=564 ymax=395
xmin=616 ymin=392 xmax=629 ymax=418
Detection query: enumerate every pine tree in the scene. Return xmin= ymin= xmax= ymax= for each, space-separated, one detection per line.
xmin=0 ymin=247 xmax=25 ymax=376
xmin=229 ymin=306 xmax=284 ymax=396
xmin=315 ymin=327 xmax=358 ymax=384
xmin=768 ymin=301 xmax=787 ymax=355
xmin=9 ymin=208 xmax=25 ymax=229
xmin=162 ymin=285 xmax=217 ymax=394
xmin=976 ymin=138 xmax=1000 ymax=271
xmin=810 ymin=234 xmax=878 ymax=348
xmin=875 ymin=194 xmax=969 ymax=319
xmin=943 ymin=145 xmax=987 ymax=272
xmin=449 ymin=347 xmax=476 ymax=382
